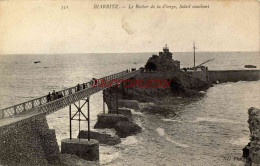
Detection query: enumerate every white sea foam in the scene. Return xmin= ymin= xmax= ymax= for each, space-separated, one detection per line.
xmin=162 ymin=118 xmax=182 ymax=123
xmin=121 ymin=136 xmax=139 ymax=145
xmin=165 ymin=136 xmax=189 ymax=148
xmin=130 ymin=109 xmax=143 ymax=116
xmin=192 ymin=117 xmax=244 ymax=124
xmin=119 ymin=107 xmax=143 ymax=115
xmin=156 ymin=127 xmax=165 ymax=136
xmin=230 ymin=137 xmax=250 ymax=146
xmin=156 ymin=127 xmax=189 ymax=148
xmin=199 ymin=91 xmax=206 ymax=94
xmin=100 ymin=151 xmax=120 ymax=165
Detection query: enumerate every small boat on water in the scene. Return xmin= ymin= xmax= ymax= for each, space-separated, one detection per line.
xmin=34 ymin=61 xmax=41 ymax=64
xmin=244 ymin=65 xmax=257 ymax=68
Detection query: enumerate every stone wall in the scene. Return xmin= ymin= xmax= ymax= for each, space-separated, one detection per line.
xmin=244 ymin=107 xmax=260 ymax=166
xmin=208 ymin=70 xmax=260 ymax=83
xmin=187 ymin=71 xmax=209 ymax=82
xmin=0 ymin=113 xmax=60 ymax=166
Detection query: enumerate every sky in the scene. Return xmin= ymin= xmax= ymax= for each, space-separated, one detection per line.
xmin=0 ymin=0 xmax=259 ymax=54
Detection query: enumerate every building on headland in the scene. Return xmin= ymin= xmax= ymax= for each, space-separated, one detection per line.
xmin=139 ymin=44 xmax=260 ymax=98
xmin=144 ymin=44 xmax=180 ymax=72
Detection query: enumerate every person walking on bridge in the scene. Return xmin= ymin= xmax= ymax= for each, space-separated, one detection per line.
xmin=47 ymin=92 xmax=51 ymax=102
xmin=51 ymin=90 xmax=56 ymax=101
xmin=77 ymin=83 xmax=81 ymax=92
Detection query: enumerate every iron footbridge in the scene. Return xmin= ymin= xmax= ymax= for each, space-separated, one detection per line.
xmin=0 ymin=69 xmax=140 ymax=119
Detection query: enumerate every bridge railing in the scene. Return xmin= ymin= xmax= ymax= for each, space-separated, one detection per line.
xmin=0 ymin=69 xmax=140 ymax=119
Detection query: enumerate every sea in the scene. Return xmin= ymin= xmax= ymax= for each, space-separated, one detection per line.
xmin=0 ymin=52 xmax=259 ymax=165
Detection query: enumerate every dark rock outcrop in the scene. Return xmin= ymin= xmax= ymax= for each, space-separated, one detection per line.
xmin=118 ymin=100 xmax=140 ymax=110
xmin=114 ymin=121 xmax=142 ymax=138
xmin=78 ymin=130 xmax=121 ymax=145
xmin=119 ymin=71 xmax=209 ymax=102
xmin=141 ymin=104 xmax=178 ymax=117
xmin=94 ymin=114 xmax=129 ymax=129
xmin=102 ymin=46 xmax=211 ymax=108
xmin=60 ymin=154 xmax=99 ymax=166
xmin=243 ymin=107 xmax=260 ymax=166
xmin=118 ymin=108 xmax=132 ymax=121
xmin=61 ymin=138 xmax=99 ymax=161
xmin=94 ymin=112 xmax=142 ymax=138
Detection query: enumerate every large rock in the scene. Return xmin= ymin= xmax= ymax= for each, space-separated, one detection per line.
xmin=109 ymin=108 xmax=132 ymax=121
xmin=61 ymin=138 xmax=99 ymax=161
xmin=78 ymin=130 xmax=121 ymax=145
xmin=119 ymin=71 xmax=210 ymax=103
xmin=114 ymin=121 xmax=142 ymax=138
xmin=118 ymin=108 xmax=132 ymax=121
xmin=141 ymin=104 xmax=177 ymax=117
xmin=118 ymin=100 xmax=140 ymax=110
xmin=94 ymin=114 xmax=129 ymax=129
xmin=243 ymin=107 xmax=260 ymax=166
xmin=60 ymin=153 xmax=99 ymax=166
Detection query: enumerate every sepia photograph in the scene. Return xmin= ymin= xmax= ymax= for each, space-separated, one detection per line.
xmin=0 ymin=0 xmax=259 ymax=165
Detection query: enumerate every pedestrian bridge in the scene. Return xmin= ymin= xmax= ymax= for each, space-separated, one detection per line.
xmin=0 ymin=69 xmax=140 ymax=119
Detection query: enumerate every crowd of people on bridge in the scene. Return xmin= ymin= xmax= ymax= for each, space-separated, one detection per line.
xmin=76 ymin=78 xmax=97 ymax=92
xmin=46 ymin=78 xmax=99 ymax=103
xmin=46 ymin=90 xmax=64 ymax=102
xmin=46 ymin=70 xmax=135 ymax=103
xmin=45 ymin=70 xmax=134 ymax=103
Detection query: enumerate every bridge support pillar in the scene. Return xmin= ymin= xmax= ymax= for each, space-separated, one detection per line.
xmin=63 ymin=97 xmax=100 ymax=161
xmin=103 ymin=98 xmax=105 ymax=114
xmin=61 ymin=138 xmax=99 ymax=161
xmin=69 ymin=97 xmax=91 ymax=141
xmin=103 ymin=84 xmax=126 ymax=115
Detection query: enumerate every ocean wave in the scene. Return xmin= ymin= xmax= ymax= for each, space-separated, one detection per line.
xmin=165 ymin=136 xmax=189 ymax=148
xmin=121 ymin=136 xmax=139 ymax=145
xmin=192 ymin=117 xmax=245 ymax=125
xmin=162 ymin=118 xmax=183 ymax=123
xmin=156 ymin=127 xmax=189 ymax=148
xmin=229 ymin=137 xmax=250 ymax=146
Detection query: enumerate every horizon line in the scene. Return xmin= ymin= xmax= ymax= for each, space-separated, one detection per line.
xmin=0 ymin=50 xmax=259 ymax=56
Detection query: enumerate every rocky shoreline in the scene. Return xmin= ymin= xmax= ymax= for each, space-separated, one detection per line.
xmin=243 ymin=107 xmax=260 ymax=166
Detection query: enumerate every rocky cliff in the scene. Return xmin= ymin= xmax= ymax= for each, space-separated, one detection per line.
xmin=126 ymin=71 xmax=210 ymax=101
xmin=103 ymin=70 xmax=211 ymax=110
xmin=243 ymin=107 xmax=260 ymax=166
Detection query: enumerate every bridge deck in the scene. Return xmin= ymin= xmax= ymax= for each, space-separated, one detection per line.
xmin=0 ymin=70 xmax=140 ymax=119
